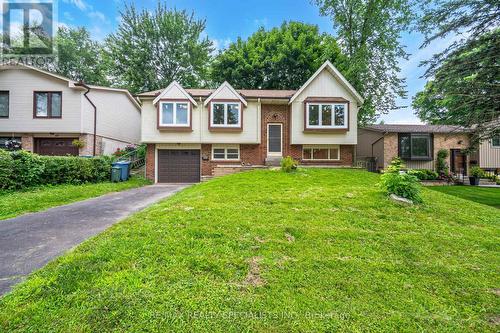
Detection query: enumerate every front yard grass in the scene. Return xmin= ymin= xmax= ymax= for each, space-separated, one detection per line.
xmin=428 ymin=185 xmax=500 ymax=209
xmin=0 ymin=176 xmax=151 ymax=220
xmin=0 ymin=169 xmax=498 ymax=332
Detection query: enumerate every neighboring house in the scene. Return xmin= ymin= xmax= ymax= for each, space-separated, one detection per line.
xmin=473 ymin=134 xmax=500 ymax=172
xmin=0 ymin=64 xmax=141 ymax=156
xmin=137 ymin=61 xmax=363 ymax=183
xmin=357 ymin=124 xmax=472 ymax=174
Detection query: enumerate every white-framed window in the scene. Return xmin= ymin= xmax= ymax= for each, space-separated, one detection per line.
xmin=302 ymin=146 xmax=340 ymax=161
xmin=159 ymin=101 xmax=190 ymax=127
xmin=306 ymin=103 xmax=347 ymax=129
xmin=212 ymin=147 xmax=240 ymax=160
xmin=492 ymin=135 xmax=500 ymax=148
xmin=211 ymin=102 xmax=241 ymax=127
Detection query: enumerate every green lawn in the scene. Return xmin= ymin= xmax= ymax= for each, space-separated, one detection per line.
xmin=0 ymin=169 xmax=499 ymax=332
xmin=0 ymin=177 xmax=151 ymax=220
xmin=429 ymin=185 xmax=500 ymax=209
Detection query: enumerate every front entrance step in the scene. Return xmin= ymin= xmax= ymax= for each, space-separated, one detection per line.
xmin=265 ymin=157 xmax=282 ymax=166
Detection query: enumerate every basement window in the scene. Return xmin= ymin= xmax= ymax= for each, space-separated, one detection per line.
xmin=303 ymin=146 xmax=340 ymax=160
xmin=212 ymin=147 xmax=240 ymax=160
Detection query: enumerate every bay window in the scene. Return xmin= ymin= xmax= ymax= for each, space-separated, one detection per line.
xmin=211 ymin=102 xmax=241 ymax=127
xmin=398 ymin=133 xmax=433 ymax=160
xmin=0 ymin=91 xmax=9 ymax=118
xmin=303 ymin=146 xmax=340 ymax=161
xmin=306 ymin=103 xmax=347 ymax=129
xmin=34 ymin=92 xmax=62 ymax=118
xmin=212 ymin=147 xmax=240 ymax=160
xmin=159 ymin=101 xmax=190 ymax=127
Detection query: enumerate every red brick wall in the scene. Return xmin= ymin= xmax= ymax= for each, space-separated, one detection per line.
xmin=300 ymin=145 xmax=354 ymax=166
xmin=201 ymin=144 xmax=261 ymax=176
xmin=145 ymin=144 xmax=155 ymax=181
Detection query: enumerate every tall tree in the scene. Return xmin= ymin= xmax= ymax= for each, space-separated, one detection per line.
xmin=414 ymin=0 xmax=500 ymax=143
xmin=210 ymin=21 xmax=347 ymax=90
xmin=315 ymin=0 xmax=416 ymax=124
xmin=105 ymin=2 xmax=213 ymax=94
xmin=50 ymin=27 xmax=109 ymax=86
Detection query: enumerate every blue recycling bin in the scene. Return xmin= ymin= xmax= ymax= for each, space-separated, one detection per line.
xmin=112 ymin=161 xmax=131 ymax=181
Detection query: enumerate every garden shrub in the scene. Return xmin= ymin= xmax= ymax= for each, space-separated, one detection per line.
xmin=407 ymin=169 xmax=439 ymax=180
xmin=470 ymin=166 xmax=486 ymax=178
xmin=0 ymin=150 xmax=112 ymax=190
xmin=380 ymin=157 xmax=423 ymax=203
xmin=436 ymin=149 xmax=449 ymax=175
xmin=281 ymin=156 xmax=298 ymax=173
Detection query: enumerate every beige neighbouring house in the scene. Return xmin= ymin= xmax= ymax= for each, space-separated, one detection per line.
xmin=0 ymin=63 xmax=141 ymax=156
xmin=137 ymin=61 xmax=364 ymax=183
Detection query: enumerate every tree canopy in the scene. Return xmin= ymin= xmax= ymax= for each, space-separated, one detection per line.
xmin=51 ymin=27 xmax=109 ymax=86
xmin=414 ymin=0 xmax=500 ymax=143
xmin=315 ymin=0 xmax=416 ymax=124
xmin=104 ymin=2 xmax=213 ymax=94
xmin=210 ymin=21 xmax=347 ymax=90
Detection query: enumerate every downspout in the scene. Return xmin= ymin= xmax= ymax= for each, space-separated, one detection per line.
xmin=75 ymin=82 xmax=97 ymax=156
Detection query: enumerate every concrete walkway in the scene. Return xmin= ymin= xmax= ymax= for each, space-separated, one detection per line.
xmin=0 ymin=184 xmax=189 ymax=295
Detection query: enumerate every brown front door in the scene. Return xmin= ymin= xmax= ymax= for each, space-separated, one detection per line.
xmin=450 ymin=149 xmax=467 ymax=175
xmin=157 ymin=149 xmax=200 ymax=183
xmin=34 ymin=138 xmax=79 ymax=156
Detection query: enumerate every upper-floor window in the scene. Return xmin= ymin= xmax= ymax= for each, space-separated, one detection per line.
xmin=399 ymin=133 xmax=433 ymax=160
xmin=34 ymin=92 xmax=62 ymax=118
xmin=0 ymin=91 xmax=9 ymax=118
xmin=492 ymin=135 xmax=500 ymax=148
xmin=159 ymin=101 xmax=190 ymax=127
xmin=211 ymin=102 xmax=241 ymax=127
xmin=306 ymin=103 xmax=347 ymax=129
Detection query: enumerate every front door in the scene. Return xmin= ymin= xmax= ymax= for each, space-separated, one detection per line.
xmin=267 ymin=123 xmax=282 ymax=157
xmin=450 ymin=149 xmax=467 ymax=175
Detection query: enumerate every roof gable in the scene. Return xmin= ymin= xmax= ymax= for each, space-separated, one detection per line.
xmin=203 ymin=82 xmax=247 ymax=106
xmin=289 ymin=61 xmax=364 ymax=105
xmin=152 ymin=81 xmax=198 ymax=106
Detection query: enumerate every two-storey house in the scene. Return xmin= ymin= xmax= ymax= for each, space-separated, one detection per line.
xmin=0 ymin=63 xmax=141 ymax=156
xmin=137 ymin=61 xmax=363 ymax=183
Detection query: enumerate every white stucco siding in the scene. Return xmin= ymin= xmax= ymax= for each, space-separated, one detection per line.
xmin=201 ymin=101 xmax=260 ymax=144
xmin=86 ymin=89 xmax=140 ymax=144
xmin=141 ymin=99 xmax=260 ymax=144
xmin=479 ymin=140 xmax=500 ymax=168
xmin=0 ymin=68 xmax=82 ymax=133
xmin=290 ymin=69 xmax=359 ymax=145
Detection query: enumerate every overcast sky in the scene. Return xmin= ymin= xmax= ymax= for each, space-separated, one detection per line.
xmin=53 ymin=0 xmax=458 ymax=124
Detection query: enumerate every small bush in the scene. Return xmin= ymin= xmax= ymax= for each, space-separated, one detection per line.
xmin=281 ymin=156 xmax=298 ymax=173
xmin=381 ymin=157 xmax=422 ymax=203
xmin=470 ymin=166 xmax=485 ymax=178
xmin=0 ymin=150 xmax=112 ymax=190
xmin=407 ymin=169 xmax=439 ymax=181
xmin=380 ymin=172 xmax=423 ymax=203
xmin=436 ymin=149 xmax=449 ymax=175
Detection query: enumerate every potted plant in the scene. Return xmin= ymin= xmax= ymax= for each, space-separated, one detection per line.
xmin=469 ymin=166 xmax=484 ymax=186
xmin=72 ymin=139 xmax=85 ymax=149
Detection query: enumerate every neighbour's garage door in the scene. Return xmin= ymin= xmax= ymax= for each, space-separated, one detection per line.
xmin=34 ymin=138 xmax=79 ymax=156
xmin=157 ymin=149 xmax=200 ymax=183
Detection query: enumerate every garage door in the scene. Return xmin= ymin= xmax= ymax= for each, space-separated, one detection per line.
xmin=158 ymin=149 xmax=200 ymax=183
xmin=34 ymin=138 xmax=79 ymax=156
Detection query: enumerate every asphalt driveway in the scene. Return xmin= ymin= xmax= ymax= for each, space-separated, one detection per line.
xmin=0 ymin=184 xmax=189 ymax=295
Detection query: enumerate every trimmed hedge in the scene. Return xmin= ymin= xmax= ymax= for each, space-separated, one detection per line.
xmin=0 ymin=150 xmax=112 ymax=190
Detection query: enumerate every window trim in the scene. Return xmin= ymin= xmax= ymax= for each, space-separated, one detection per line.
xmin=156 ymin=99 xmax=192 ymax=131
xmin=33 ymin=91 xmax=62 ymax=119
xmin=303 ymin=98 xmax=350 ymax=132
xmin=491 ymin=135 xmax=500 ymax=148
xmin=302 ymin=146 xmax=341 ymax=161
xmin=0 ymin=91 xmax=9 ymax=118
xmin=209 ymin=100 xmax=243 ymax=131
xmin=211 ymin=146 xmax=240 ymax=161
xmin=398 ymin=133 xmax=434 ymax=161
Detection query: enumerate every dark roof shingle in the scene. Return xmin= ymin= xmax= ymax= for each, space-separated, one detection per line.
xmin=136 ymin=88 xmax=296 ymax=99
xmin=363 ymin=124 xmax=471 ymax=133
